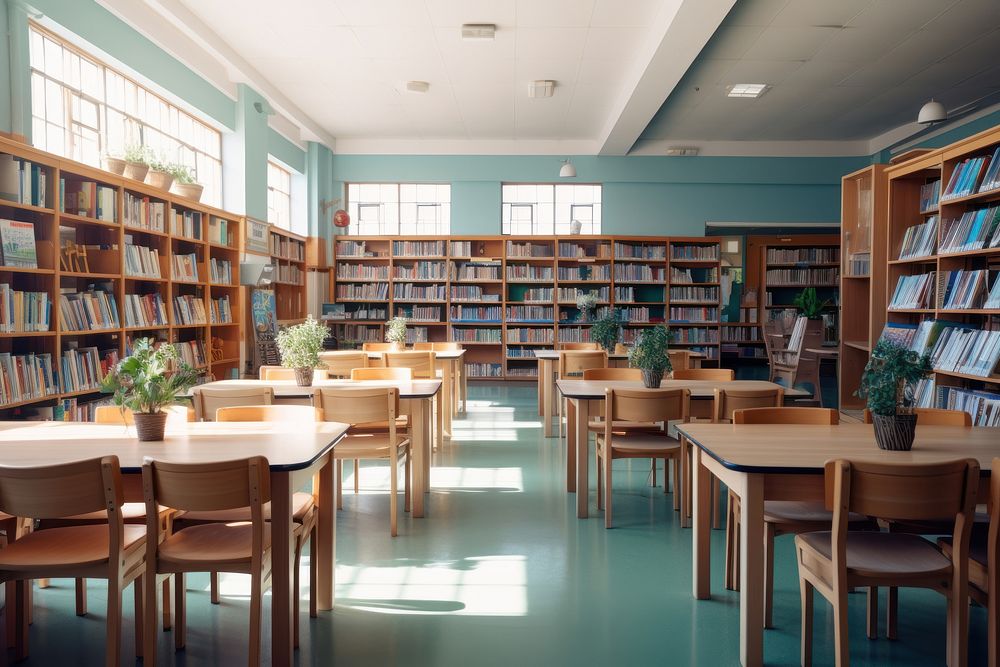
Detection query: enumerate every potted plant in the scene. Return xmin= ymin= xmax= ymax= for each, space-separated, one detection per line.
xmin=385 ymin=316 xmax=408 ymax=351
xmin=856 ymin=338 xmax=933 ymax=451
xmin=628 ymin=324 xmax=674 ymax=388
xmin=576 ymin=291 xmax=599 ymax=322
xmin=793 ymin=287 xmax=831 ymax=319
xmin=590 ymin=309 xmax=621 ymax=353
xmin=145 ymin=155 xmax=174 ymax=191
xmin=169 ymin=163 xmax=204 ymax=202
xmin=122 ymin=144 xmax=152 ymax=182
xmin=275 ymin=315 xmax=329 ymax=387
xmin=100 ymin=338 xmax=199 ymax=442
xmin=103 ymin=148 xmax=128 ymax=176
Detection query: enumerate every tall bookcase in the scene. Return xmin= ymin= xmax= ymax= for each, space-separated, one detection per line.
xmin=756 ymin=235 xmax=841 ymax=342
xmin=269 ymin=227 xmax=306 ymax=322
xmin=0 ymin=135 xmax=242 ymax=419
xmin=330 ymin=235 xmax=723 ymax=380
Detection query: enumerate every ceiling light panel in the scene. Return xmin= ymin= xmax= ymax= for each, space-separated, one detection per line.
xmin=726 ymin=83 xmax=770 ymax=98
xmin=461 ymin=24 xmax=496 ymax=40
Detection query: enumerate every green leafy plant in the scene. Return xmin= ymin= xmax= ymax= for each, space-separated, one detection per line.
xmin=575 ymin=291 xmax=599 ymax=320
xmin=122 ymin=144 xmax=153 ymax=164
xmin=146 ymin=154 xmax=171 ymax=173
xmin=793 ymin=287 xmax=831 ymax=319
xmin=856 ymin=338 xmax=932 ymax=417
xmin=100 ymin=338 xmax=199 ymax=414
xmin=627 ymin=324 xmax=674 ymax=373
xmin=385 ymin=316 xmax=408 ymax=344
xmin=276 ymin=316 xmax=329 ymax=369
xmin=168 ymin=163 xmax=196 ymax=184
xmin=590 ymin=309 xmax=621 ymax=353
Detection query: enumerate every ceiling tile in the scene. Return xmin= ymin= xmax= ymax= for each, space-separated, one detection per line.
xmin=514 ymin=0 xmax=597 ymax=28
xmin=582 ymin=27 xmax=646 ymax=61
xmin=424 ymin=0 xmax=516 ymax=28
xmin=767 ymin=0 xmax=872 ymax=28
xmin=720 ymin=0 xmax=789 ymax=27
xmin=433 ymin=26 xmax=516 ymax=60
xmin=699 ymin=26 xmax=765 ymax=60
xmin=515 ymin=59 xmax=580 ymax=86
xmin=334 ymin=0 xmax=431 ymax=27
xmin=741 ymin=25 xmax=840 ymax=61
xmin=590 ymin=0 xmax=668 ymax=27
xmin=721 ymin=60 xmax=806 ymax=86
xmin=352 ymin=26 xmax=441 ymax=60
xmin=515 ymin=27 xmax=588 ymax=61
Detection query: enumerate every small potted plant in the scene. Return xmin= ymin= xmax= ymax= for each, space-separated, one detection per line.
xmin=100 ymin=338 xmax=199 ymax=442
xmin=628 ymin=324 xmax=674 ymax=388
xmin=122 ymin=144 xmax=152 ymax=182
xmin=103 ymin=148 xmax=128 ymax=176
xmin=385 ymin=316 xmax=408 ymax=351
xmin=794 ymin=287 xmax=831 ymax=336
xmin=169 ymin=163 xmax=203 ymax=202
xmin=275 ymin=315 xmax=329 ymax=387
xmin=590 ymin=309 xmax=621 ymax=353
xmin=856 ymin=338 xmax=933 ymax=451
xmin=576 ymin=291 xmax=599 ymax=322
xmin=145 ymin=155 xmax=174 ymax=191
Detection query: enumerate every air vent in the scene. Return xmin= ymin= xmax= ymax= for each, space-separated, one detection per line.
xmin=462 ymin=24 xmax=496 ymax=40
xmin=528 ymin=80 xmax=555 ymax=98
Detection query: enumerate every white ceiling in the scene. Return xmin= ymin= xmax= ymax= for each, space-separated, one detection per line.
xmin=640 ymin=0 xmax=1000 ymax=143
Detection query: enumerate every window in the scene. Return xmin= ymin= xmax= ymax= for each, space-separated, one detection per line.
xmin=502 ymin=184 xmax=602 ymax=235
xmin=346 ymin=183 xmax=450 ymax=235
xmin=28 ymin=24 xmax=224 ymax=206
xmin=267 ymin=160 xmax=291 ymax=229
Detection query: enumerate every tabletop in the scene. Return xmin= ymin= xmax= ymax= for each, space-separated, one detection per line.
xmin=805 ymin=347 xmax=838 ymax=356
xmin=557 ymin=378 xmax=808 ymax=400
xmin=0 ymin=420 xmax=350 ymax=472
xmin=198 ymin=378 xmax=442 ymax=399
xmin=677 ymin=422 xmax=1000 ymax=474
xmin=364 ymin=350 xmax=464 ymax=360
xmin=534 ymin=349 xmax=705 ymax=361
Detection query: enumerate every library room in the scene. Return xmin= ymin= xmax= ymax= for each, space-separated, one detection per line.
xmin=0 ymin=0 xmax=999 ymax=665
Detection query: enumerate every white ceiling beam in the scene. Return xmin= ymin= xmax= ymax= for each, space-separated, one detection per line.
xmin=598 ymin=0 xmax=736 ymax=156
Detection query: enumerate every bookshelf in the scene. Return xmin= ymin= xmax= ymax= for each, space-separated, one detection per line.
xmin=330 ymin=235 xmax=723 ymax=380
xmin=839 ymin=165 xmax=889 ymax=410
xmin=0 ymin=135 xmax=243 ymax=419
xmin=269 ymin=227 xmax=306 ymax=322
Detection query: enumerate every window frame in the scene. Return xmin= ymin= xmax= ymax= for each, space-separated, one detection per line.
xmin=501 ymin=182 xmax=603 ymax=235
xmin=345 ymin=182 xmax=451 ymax=236
xmin=266 ymin=159 xmax=292 ymax=230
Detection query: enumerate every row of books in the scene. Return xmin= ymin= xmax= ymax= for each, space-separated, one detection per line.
xmin=211 ymin=296 xmax=232 ymax=324
xmin=670 ymin=286 xmax=719 ymax=302
xmin=671 ymin=245 xmax=719 ymax=260
xmin=614 ymin=264 xmax=664 ymax=282
xmin=171 ymin=253 xmax=200 ymax=282
xmin=393 ymin=261 xmax=447 ymax=280
xmin=61 ymin=346 xmax=118 ymax=394
xmin=336 ymin=283 xmax=388 ymax=300
xmin=722 ymin=345 xmax=767 ymax=359
xmin=59 ymin=289 xmax=120 ymax=331
xmin=0 ymin=156 xmax=47 ymax=208
xmin=668 ymin=307 xmax=718 ymax=323
xmin=507 ymin=241 xmax=552 ymax=258
xmin=451 ymin=286 xmax=499 ymax=301
xmin=920 ymin=180 xmax=941 ymax=211
xmin=897 ymin=216 xmax=938 ymax=259
xmin=721 ymin=325 xmax=761 ymax=343
xmin=987 ymin=276 xmax=1000 ymax=309
xmin=506 ymin=328 xmax=554 ymax=343
xmin=615 ymin=242 xmax=665 ymax=259
xmin=209 ymin=258 xmax=232 ymax=284
xmin=124 ymin=244 xmax=162 ymax=278
xmin=939 ymin=206 xmax=1000 ymax=253
xmin=978 ymin=146 xmax=1000 ymax=194
xmin=335 ymin=240 xmax=369 ymax=257
xmin=558 ymin=265 xmax=610 ymax=281
xmin=506 ymin=346 xmax=540 ymax=358
xmin=765 ymin=248 xmax=840 ymax=264
xmin=889 ymin=272 xmax=935 ymax=309
xmin=618 ymin=306 xmax=654 ymax=323
xmin=846 ymin=251 xmax=870 ymax=276
xmin=559 ymin=242 xmax=610 ymax=259
xmin=507 ymin=306 xmax=553 ymax=322
xmin=942 ymin=155 xmax=991 ymax=200
xmin=338 ymin=263 xmax=389 ymax=280
xmin=936 ymin=384 xmax=1000 ymax=427
xmin=558 ymin=287 xmax=609 ymax=302
xmin=394 ymin=306 xmax=441 ymax=322
xmin=455 ymin=262 xmax=501 ymax=281
xmin=0 ymin=285 xmax=50 ymax=332
xmin=451 ymin=241 xmax=473 ymax=257
xmin=173 ymin=294 xmax=207 ymax=325
xmin=504 ymin=367 xmax=538 ymax=377
xmin=519 ymin=288 xmax=554 ymax=302
xmin=392 ymin=284 xmax=446 ymax=301
xmin=37 ymin=396 xmax=114 ymax=422
xmin=765 ymin=268 xmax=839 ymax=285
xmin=174 ymin=340 xmax=207 ymax=368
xmin=0 ymin=352 xmax=56 ymax=404
xmin=392 ymin=240 xmax=444 ymax=257
xmin=207 ymin=217 xmax=234 ymax=246
xmin=672 ymin=327 xmax=720 ymax=343
xmin=274 ymin=263 xmax=302 ymax=284
xmin=61 ymin=179 xmax=116 ymax=222
xmin=330 ymin=324 xmax=382 ymax=342
xmin=0 ymin=219 xmax=39 ymax=268
xmin=403 ymin=328 xmax=430 ymax=344
xmin=333 ymin=306 xmax=387 ymax=321
xmin=123 ymin=192 xmax=166 ymax=232
xmin=171 ymin=210 xmax=202 ymax=240
xmin=124 ymin=293 xmax=167 ymax=328
xmin=464 ymin=362 xmax=503 ymax=378
xmin=670 ymin=267 xmax=718 ymax=284
xmin=929 ymin=326 xmax=1000 ymax=378
xmin=450 ymin=305 xmax=501 ymax=322
xmin=557 ymin=327 xmax=592 ymax=343
xmin=271 ymin=234 xmax=304 ymax=260
xmin=614 ymin=286 xmax=646 ymax=303
xmin=451 ymin=327 xmax=502 ymax=343
xmin=507 ymin=265 xmax=553 ymax=281
xmin=940 ymin=269 xmax=990 ymax=309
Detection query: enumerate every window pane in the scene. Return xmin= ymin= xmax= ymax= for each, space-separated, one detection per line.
xmin=346 ymin=182 xmax=449 ymax=235
xmin=501 ymin=183 xmax=601 ymax=234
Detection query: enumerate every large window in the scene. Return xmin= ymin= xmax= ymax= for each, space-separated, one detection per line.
xmin=346 ymin=183 xmax=450 ymax=235
xmin=267 ymin=160 xmax=291 ymax=229
xmin=502 ymin=184 xmax=602 ymax=235
xmin=28 ymin=25 xmax=224 ymax=206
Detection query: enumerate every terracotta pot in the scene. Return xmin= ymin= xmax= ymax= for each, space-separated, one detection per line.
xmin=641 ymin=369 xmax=663 ymax=389
xmin=133 ymin=411 xmax=168 ymax=442
xmin=124 ymin=161 xmax=149 ymax=182
xmin=145 ymin=169 xmax=174 ymax=191
xmin=172 ymin=182 xmax=204 ymax=202
xmin=294 ymin=367 xmax=314 ymax=387
xmin=872 ymin=413 xmax=917 ymax=451
xmin=103 ymin=156 xmax=127 ymax=176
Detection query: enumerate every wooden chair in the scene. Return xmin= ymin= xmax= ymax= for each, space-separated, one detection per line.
xmin=259 ymin=365 xmax=328 ymax=382
xmin=672 ymin=368 xmax=734 ymax=382
xmin=94 ymin=404 xmax=194 ymax=426
xmin=667 ymin=349 xmax=692 ymax=371
xmin=0 ymin=456 xmax=145 ymax=664
xmin=191 ymin=386 xmax=274 ymax=421
xmin=412 ymin=342 xmax=433 ymax=350
xmin=384 ymin=351 xmax=442 ymax=448
xmin=560 ymin=342 xmax=600 ymax=350
xmin=216 ymin=405 xmax=325 ymax=422
xmin=595 ymin=387 xmax=690 ymax=528
xmin=351 ymin=367 xmax=413 ymax=382
xmin=318 ymin=351 xmax=368 ymax=379
xmin=313 ymin=387 xmax=411 ymax=536
xmin=430 ymin=342 xmax=461 ymax=351
xmin=142 ymin=456 xmax=282 ymax=666
xmin=362 ymin=342 xmax=395 ymax=352
xmin=797 ymin=458 xmax=979 ymax=667
xmin=558 ymin=350 xmax=608 ymax=436
xmin=765 ymin=316 xmax=823 ymax=404
xmin=582 ymin=368 xmax=642 ymax=382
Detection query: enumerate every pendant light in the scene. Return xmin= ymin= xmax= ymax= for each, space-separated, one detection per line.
xmin=559 ymin=160 xmax=576 ymax=178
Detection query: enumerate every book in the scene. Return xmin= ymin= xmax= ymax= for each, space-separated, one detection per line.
xmin=939 ymin=206 xmax=1000 ymax=253
xmin=0 ymin=219 xmax=38 ymax=268
xmin=910 ymin=319 xmax=964 ymax=356
xmin=879 ymin=322 xmax=918 ymax=348
xmin=940 ymin=269 xmax=988 ymax=310
xmin=919 ymin=180 xmax=941 ymax=211
xmin=979 ymin=146 xmax=1000 ymax=194
xmin=942 ymin=156 xmax=990 ymax=200
xmin=888 ymin=272 xmax=935 ymax=309
xmin=897 ymin=216 xmax=937 ymax=259
xmin=985 ymin=274 xmax=1000 ymax=309
xmin=0 ymin=284 xmax=50 ymax=333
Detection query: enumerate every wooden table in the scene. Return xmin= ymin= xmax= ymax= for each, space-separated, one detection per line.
xmin=534 ymin=350 xmax=705 ymax=437
xmin=556 ymin=379 xmax=805 ymax=519
xmin=197 ymin=379 xmax=441 ymax=518
xmin=805 ymin=347 xmax=839 ymax=409
xmin=0 ymin=419 xmax=348 ymax=667
xmin=365 ymin=350 xmax=466 ymax=436
xmin=676 ymin=422 xmax=1000 ymax=667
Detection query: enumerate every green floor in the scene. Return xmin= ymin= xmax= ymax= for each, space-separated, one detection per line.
xmin=23 ymin=383 xmax=989 ymax=665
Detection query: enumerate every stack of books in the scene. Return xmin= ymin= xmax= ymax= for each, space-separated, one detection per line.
xmin=171 ymin=209 xmax=202 ymax=239
xmin=209 ymin=258 xmax=232 ymax=284
xmin=60 ymin=346 xmax=113 ymax=393
xmin=888 ymin=272 xmax=935 ymax=309
xmin=207 ymin=217 xmax=232 ymax=245
xmin=936 ymin=385 xmax=1000 ymax=426
xmin=985 ymin=275 xmax=1000 ymax=309
xmin=919 ymin=180 xmax=941 ymax=211
xmin=0 ymin=352 xmax=55 ymax=403
xmin=930 ymin=326 xmax=1000 ymax=377
xmin=60 ymin=180 xmax=116 ymax=221
xmin=173 ymin=340 xmax=207 ymax=367
xmin=171 ymin=253 xmax=200 ymax=282
xmin=0 ymin=155 xmax=48 ymax=207
xmin=123 ymin=192 xmax=165 ymax=231
xmin=978 ymin=146 xmax=1000 ymax=194
xmin=210 ymin=295 xmax=232 ymax=324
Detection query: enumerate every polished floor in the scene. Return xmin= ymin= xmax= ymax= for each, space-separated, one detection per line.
xmin=23 ymin=383 xmax=988 ymax=665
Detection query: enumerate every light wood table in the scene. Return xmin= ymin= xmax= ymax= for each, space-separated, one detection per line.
xmin=534 ymin=350 xmax=705 ymax=437
xmin=805 ymin=347 xmax=839 ymax=409
xmin=365 ymin=350 xmax=465 ymax=437
xmin=0 ymin=419 xmax=348 ymax=667
xmin=198 ymin=378 xmax=441 ymax=518
xmin=676 ymin=422 xmax=1000 ymax=667
xmin=556 ymin=378 xmax=805 ymax=519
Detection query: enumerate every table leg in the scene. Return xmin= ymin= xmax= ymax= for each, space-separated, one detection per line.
xmin=692 ymin=448 xmax=711 ymax=599
xmin=410 ymin=398 xmax=426 ymax=518
xmin=739 ymin=473 xmax=765 ymax=667
xmin=566 ymin=397 xmax=576 ymax=493
xmin=270 ymin=472 xmax=294 ymax=667
xmin=574 ymin=398 xmax=591 ymax=519
xmin=541 ymin=360 xmax=554 ymax=436
xmin=680 ymin=436 xmax=691 ymax=528
xmin=316 ymin=455 xmax=335 ymax=610
xmin=459 ymin=359 xmax=467 ymax=413
xmin=442 ymin=361 xmax=453 ymax=439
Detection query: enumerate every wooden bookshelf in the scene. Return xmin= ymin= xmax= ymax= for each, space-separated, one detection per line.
xmin=330 ymin=235 xmax=723 ymax=380
xmin=269 ymin=226 xmax=306 ymax=322
xmin=0 ymin=135 xmax=243 ymax=419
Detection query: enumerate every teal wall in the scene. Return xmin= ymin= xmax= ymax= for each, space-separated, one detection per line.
xmin=0 ymin=2 xmax=13 ymax=134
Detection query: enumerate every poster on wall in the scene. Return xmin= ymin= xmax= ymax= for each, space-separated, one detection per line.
xmin=245 ymin=217 xmax=270 ymax=255
xmin=251 ymin=289 xmax=279 ymax=370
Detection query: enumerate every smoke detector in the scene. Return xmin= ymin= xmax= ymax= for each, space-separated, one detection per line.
xmin=528 ymin=80 xmax=556 ymax=98
xmin=405 ymin=81 xmax=430 ymax=94
xmin=462 ymin=24 xmax=496 ymax=40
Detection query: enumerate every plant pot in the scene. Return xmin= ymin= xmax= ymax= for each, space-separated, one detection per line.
xmin=103 ymin=156 xmax=127 ymax=176
xmin=294 ymin=367 xmax=314 ymax=387
xmin=172 ymin=182 xmax=204 ymax=202
xmin=570 ymin=220 xmax=582 ymax=235
xmin=124 ymin=161 xmax=149 ymax=182
xmin=133 ymin=411 xmax=168 ymax=442
xmin=614 ymin=343 xmax=628 ymax=355
xmin=872 ymin=413 xmax=917 ymax=451
xmin=145 ymin=169 xmax=174 ymax=191
xmin=641 ymin=369 xmax=663 ymax=389
xmin=389 ymin=341 xmax=404 ymax=352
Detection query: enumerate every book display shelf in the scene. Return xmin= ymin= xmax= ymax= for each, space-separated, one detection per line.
xmin=269 ymin=227 xmax=307 ymax=322
xmin=756 ymin=235 xmax=840 ymax=342
xmin=0 ymin=136 xmax=242 ymax=419
xmin=330 ymin=235 xmax=723 ymax=380
xmin=867 ymin=124 xmax=1000 ymax=426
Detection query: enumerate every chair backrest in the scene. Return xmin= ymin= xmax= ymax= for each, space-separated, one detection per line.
xmin=259 ymin=365 xmax=295 ymax=381
xmin=384 ymin=351 xmax=436 ymax=379
xmin=363 ymin=342 xmax=394 ymax=352
xmin=672 ymin=368 xmax=734 ymax=382
xmin=412 ymin=342 xmax=433 ymax=350
xmin=143 ymin=455 xmax=270 ymax=513
xmin=313 ymin=387 xmax=400 ymax=427
xmin=431 ymin=342 xmax=461 ymax=351
xmin=582 ymin=367 xmax=642 ymax=381
xmin=351 ymin=367 xmax=413 ymax=381
xmin=318 ymin=351 xmax=368 ymax=379
xmin=606 ymin=387 xmax=690 ymax=425
xmin=560 ymin=342 xmax=600 ymax=351
xmin=862 ymin=407 xmax=972 ymax=427
xmin=733 ymin=407 xmax=838 ymax=425
xmin=667 ymin=350 xmax=692 ymax=371
xmin=559 ymin=350 xmax=608 ymax=377
xmin=786 ymin=316 xmax=808 ymax=354
xmin=713 ymin=387 xmax=784 ymax=423
xmin=215 ymin=405 xmax=324 ymax=422
xmin=192 ymin=386 xmax=274 ymax=421
xmin=0 ymin=456 xmax=121 ymax=520
xmin=94 ymin=404 xmax=192 ymax=425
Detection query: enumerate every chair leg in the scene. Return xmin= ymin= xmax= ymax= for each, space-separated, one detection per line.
xmin=105 ymin=578 xmax=122 ymax=667
xmin=293 ymin=538 xmax=302 ymax=650
xmin=764 ymin=522 xmax=775 ymax=629
xmin=75 ymin=578 xmax=87 ymax=616
xmin=162 ymin=576 xmax=172 ymax=631
xmin=800 ymin=577 xmax=814 ymax=667
xmin=404 ymin=453 xmax=412 ymax=513
xmin=249 ymin=567 xmax=262 ymax=667
xmin=310 ymin=524 xmax=319 ymax=619
xmin=604 ymin=450 xmax=613 ymax=529
xmin=866 ymin=586 xmax=878 ymax=639
xmin=174 ymin=573 xmax=186 ymax=650
xmin=833 ymin=583 xmax=850 ymax=667
xmin=724 ymin=495 xmax=735 ymax=590
xmin=949 ymin=581 xmax=969 ymax=667
xmin=210 ymin=572 xmax=220 ymax=604
xmin=887 ymin=586 xmax=898 ymax=640
xmin=336 ymin=459 xmax=344 ymax=510
xmin=990 ymin=562 xmax=1000 ymax=667
xmin=13 ymin=581 xmax=26 ymax=662
xmin=133 ymin=576 xmax=144 ymax=659
xmin=671 ymin=458 xmax=680 ymax=511
xmin=143 ymin=574 xmax=158 ymax=666
xmin=595 ymin=441 xmax=604 ymax=511
xmin=390 ymin=456 xmax=399 ymax=537
xmin=712 ymin=477 xmax=721 ymax=529
xmin=354 ymin=458 xmax=360 ymax=494
xmin=651 ymin=458 xmax=657 ymax=488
